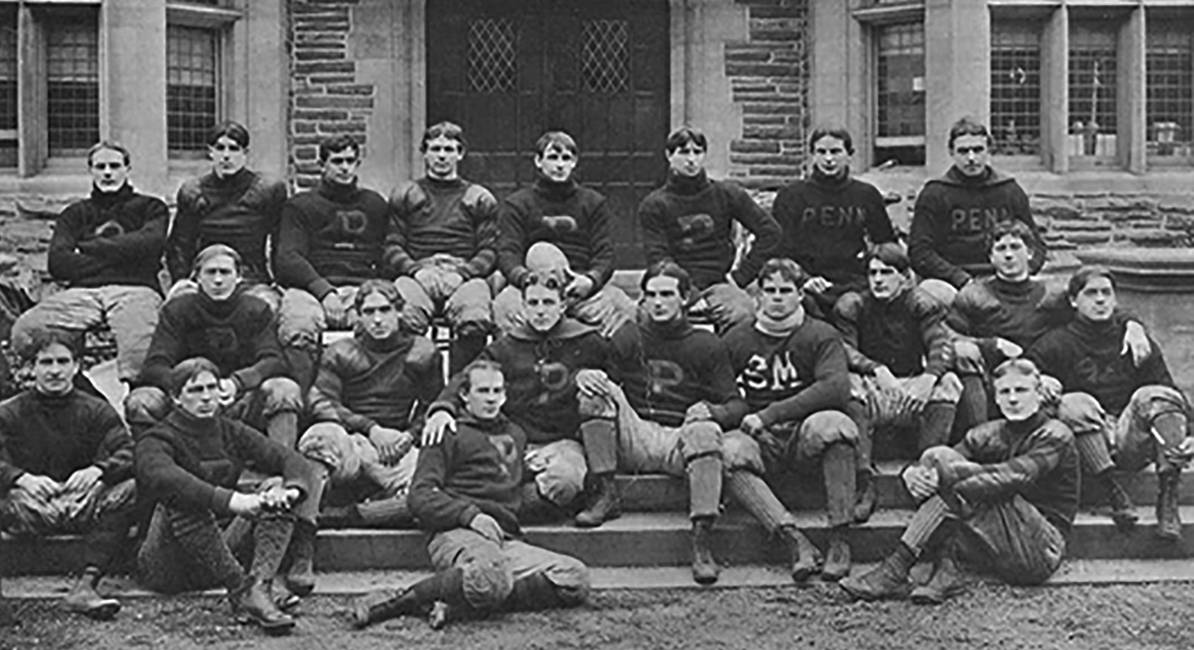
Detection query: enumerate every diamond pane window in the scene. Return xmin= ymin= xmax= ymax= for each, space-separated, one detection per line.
xmin=167 ymin=25 xmax=219 ymax=154
xmin=990 ymin=21 xmax=1041 ymax=156
xmin=47 ymin=17 xmax=99 ymax=157
xmin=0 ymin=16 xmax=15 ymax=132
xmin=468 ymin=18 xmax=516 ymax=94
xmin=1068 ymin=23 xmax=1117 ymax=157
xmin=1146 ymin=22 xmax=1193 ymax=160
xmin=876 ymin=22 xmax=925 ymax=138
xmin=582 ymin=19 xmax=630 ymax=94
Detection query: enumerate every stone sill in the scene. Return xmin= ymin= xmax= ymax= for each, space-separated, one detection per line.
xmin=1075 ymin=247 xmax=1194 ymax=293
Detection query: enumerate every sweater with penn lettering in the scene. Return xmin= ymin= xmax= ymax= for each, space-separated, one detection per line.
xmin=385 ymin=176 xmax=499 ymax=279
xmin=772 ymin=168 xmax=895 ymax=293
xmin=498 ymin=176 xmax=615 ymax=290
xmin=909 ymin=166 xmax=1040 ymax=288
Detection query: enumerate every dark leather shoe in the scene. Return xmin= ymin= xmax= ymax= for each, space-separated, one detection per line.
xmin=62 ymin=582 xmax=120 ymax=621
xmin=233 ymin=579 xmax=295 ymax=634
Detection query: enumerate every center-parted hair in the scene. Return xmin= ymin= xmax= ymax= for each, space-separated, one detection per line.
xmin=169 ymin=357 xmax=221 ymax=397
xmin=641 ymin=260 xmax=693 ymax=298
xmin=991 ymin=357 xmax=1042 ymax=385
xmin=460 ymin=358 xmax=505 ymax=393
xmin=421 ymin=121 xmax=467 ymax=153
xmin=535 ymin=131 xmax=578 ymax=156
xmin=207 ymin=121 xmax=250 ymax=149
xmin=1066 ymin=265 xmax=1117 ymax=300
xmin=808 ymin=126 xmax=855 ymax=155
xmin=948 ymin=116 xmax=992 ymax=150
xmin=864 ymin=242 xmax=912 ymax=273
xmin=19 ymin=327 xmax=81 ymax=364
xmin=758 ymin=257 xmax=809 ymax=288
xmin=191 ymin=244 xmax=243 ymax=279
xmin=354 ymin=278 xmax=406 ymax=312
xmin=665 ymin=126 xmax=708 ymax=155
xmin=987 ymin=219 xmax=1036 ymax=254
xmin=88 ymin=140 xmax=131 ymax=167
xmin=319 ymin=134 xmax=361 ymax=163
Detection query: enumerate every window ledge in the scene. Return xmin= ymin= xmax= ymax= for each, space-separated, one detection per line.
xmin=167 ymin=2 xmax=241 ymax=28
xmin=853 ymin=3 xmax=924 ymax=24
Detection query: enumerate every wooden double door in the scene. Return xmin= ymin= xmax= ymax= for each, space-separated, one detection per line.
xmin=426 ymin=0 xmax=670 ymax=267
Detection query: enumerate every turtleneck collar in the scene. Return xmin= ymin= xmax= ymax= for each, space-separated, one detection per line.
xmin=196 ymin=284 xmax=245 ymax=317
xmin=317 ymin=177 xmax=360 ymax=204
xmin=33 ymin=386 xmax=75 ymax=402
xmin=991 ymin=274 xmax=1035 ymax=297
xmin=457 ymin=411 xmax=510 ymax=432
xmin=754 ymin=308 xmax=805 ymax=338
xmin=645 ymin=314 xmax=694 ymax=340
xmin=356 ymin=328 xmax=416 ymax=355
xmin=534 ymin=174 xmax=578 ymax=201
xmin=809 ymin=165 xmax=851 ymax=191
xmin=90 ymin=182 xmax=135 ymax=206
xmin=665 ymin=170 xmax=711 ymax=196
xmin=1005 ymin=410 xmax=1048 ymax=439
xmin=946 ymin=165 xmax=994 ymax=186
xmin=423 ymin=175 xmax=465 ymax=191
xmin=1071 ymin=314 xmax=1120 ymax=340
xmin=206 ymin=166 xmax=254 ymax=189
xmin=166 ymin=406 xmax=221 ymax=434
xmin=509 ymin=316 xmax=595 ymax=342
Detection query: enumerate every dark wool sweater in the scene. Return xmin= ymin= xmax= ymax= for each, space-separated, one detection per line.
xmin=430 ymin=319 xmax=611 ymax=444
xmin=948 ymin=276 xmax=1073 ymax=352
xmin=935 ymin=411 xmax=1080 ymax=536
xmin=309 ymin=331 xmax=443 ymax=433
xmin=771 ymin=168 xmax=895 ymax=293
xmin=409 ymin=413 xmax=526 ymax=536
xmin=639 ymin=171 xmax=781 ymax=290
xmin=834 ymin=286 xmax=953 ymax=378
xmin=722 ymin=316 xmax=850 ymax=428
xmin=0 ymin=389 xmax=134 ymax=492
xmin=1028 ymin=317 xmax=1174 ymax=416
xmin=135 ymin=408 xmax=314 ymax=516
xmin=385 ymin=176 xmax=499 ymax=279
xmin=609 ymin=317 xmax=743 ymax=429
xmin=498 ymin=176 xmax=615 ymax=291
xmin=139 ymin=287 xmax=286 ymax=392
xmin=909 ymin=166 xmax=1041 ymax=288
xmin=48 ymin=184 xmax=168 ymax=291
xmin=275 ymin=179 xmax=393 ymax=298
xmin=169 ymin=168 xmax=288 ymax=284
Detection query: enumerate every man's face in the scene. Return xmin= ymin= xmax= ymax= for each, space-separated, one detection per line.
xmin=758 ymin=273 xmax=802 ymax=321
xmin=196 ymin=253 xmax=241 ymax=301
xmin=209 ymin=136 xmax=247 ymax=178
xmin=667 ymin=141 xmax=706 ymax=178
xmin=32 ymin=343 xmax=78 ymax=395
xmin=461 ymin=367 xmax=506 ymax=420
xmin=423 ymin=136 xmax=464 ymax=180
xmin=993 ymin=371 xmax=1042 ymax=422
xmin=1071 ymin=275 xmax=1117 ymax=322
xmin=951 ymin=134 xmax=991 ymax=178
xmin=174 ymin=370 xmax=221 ymax=418
xmin=811 ymin=135 xmax=850 ymax=177
xmin=643 ymin=275 xmax=685 ymax=323
xmin=524 ymin=283 xmax=565 ymax=333
xmin=990 ymin=234 xmax=1031 ymax=281
xmin=322 ymin=146 xmax=360 ymax=186
xmin=534 ymin=144 xmax=577 ymax=183
xmin=868 ymin=258 xmax=908 ymax=300
xmin=90 ymin=148 xmax=129 ymax=193
xmin=358 ymin=291 xmax=400 ymax=341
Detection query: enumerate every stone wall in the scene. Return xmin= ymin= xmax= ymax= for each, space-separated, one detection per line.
xmin=289 ymin=0 xmax=376 ymax=189
xmin=1035 ymin=194 xmax=1194 ymax=251
xmin=725 ymin=0 xmax=809 ymax=190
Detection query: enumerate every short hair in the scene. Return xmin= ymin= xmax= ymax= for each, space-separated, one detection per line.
xmin=191 ymin=244 xmax=242 ymax=278
xmin=420 ymin=121 xmax=467 ymax=154
xmin=459 ymin=358 xmax=504 ymax=393
xmin=988 ymin=220 xmax=1036 ymax=253
xmin=641 ymin=260 xmax=693 ymax=298
xmin=88 ymin=140 xmax=131 ymax=167
xmin=991 ymin=357 xmax=1042 ymax=385
xmin=757 ymin=257 xmax=809 ymax=289
xmin=319 ymin=134 xmax=361 ymax=163
xmin=19 ymin=327 xmax=81 ymax=364
xmin=665 ymin=126 xmax=708 ymax=155
xmin=535 ymin=131 xmax=578 ymax=157
xmin=808 ymin=126 xmax=855 ymax=155
xmin=864 ymin=242 xmax=912 ymax=274
xmin=207 ymin=121 xmax=250 ymax=149
xmin=1067 ymin=265 xmax=1117 ymax=300
xmin=168 ymin=357 xmax=221 ymax=397
xmin=354 ymin=278 xmax=406 ymax=312
xmin=948 ymin=117 xmax=992 ymax=150
xmin=522 ymin=271 xmax=566 ymax=299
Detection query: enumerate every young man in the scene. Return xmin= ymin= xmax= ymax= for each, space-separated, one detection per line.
xmin=638 ymin=126 xmax=782 ymax=333
xmin=0 ymin=329 xmax=136 ymax=619
xmin=587 ymin=262 xmax=746 ymax=583
xmin=721 ymin=258 xmax=862 ymax=582
xmin=274 ymin=134 xmax=395 ymax=392
xmin=1029 ymin=266 xmax=1194 ymax=539
xmin=834 ymin=243 xmax=961 ymax=459
xmin=841 ymin=359 xmax=1079 ymax=604
xmin=136 ymin=357 xmax=322 ymax=634
xmin=422 ymin=272 xmax=615 ymax=522
xmin=387 ymin=122 xmax=499 ymax=374
xmin=352 ymin=360 xmax=589 ymax=630
xmin=771 ymin=126 xmax=896 ymax=314
xmin=494 ymin=131 xmax=636 ymax=339
xmin=11 ymin=141 xmax=167 ymax=387
xmin=125 ymin=245 xmax=303 ymax=448
xmin=167 ymin=121 xmax=288 ymax=308
xmin=298 ymin=279 xmax=443 ymax=527
xmin=908 ymin=117 xmax=1043 ymax=304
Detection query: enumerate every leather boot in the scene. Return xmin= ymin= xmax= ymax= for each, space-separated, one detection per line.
xmin=1098 ymin=470 xmax=1137 ymax=532
xmin=853 ymin=471 xmax=877 ymax=524
xmin=232 ymin=577 xmax=295 ymax=634
xmin=910 ymin=547 xmax=965 ymax=605
xmin=1157 ymin=470 xmax=1183 ymax=542
xmin=691 ymin=517 xmax=720 ymax=585
xmin=352 ymin=587 xmax=415 ymax=628
xmin=284 ymin=519 xmax=318 ymax=597
xmin=821 ymin=526 xmax=851 ymax=582
xmin=62 ymin=568 xmax=121 ymax=620
xmin=780 ymin=524 xmax=822 ymax=583
xmin=575 ymin=473 xmax=621 ymax=528
xmin=840 ymin=542 xmax=914 ymax=601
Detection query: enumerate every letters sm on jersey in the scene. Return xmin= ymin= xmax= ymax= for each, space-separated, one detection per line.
xmin=738 ymin=351 xmax=806 ymax=398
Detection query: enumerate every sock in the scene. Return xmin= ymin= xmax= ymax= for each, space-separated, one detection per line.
xmin=822 ymin=443 xmax=856 ymax=528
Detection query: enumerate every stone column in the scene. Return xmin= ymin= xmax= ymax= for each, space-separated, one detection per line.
xmin=924 ymin=0 xmax=989 ymax=173
xmin=101 ymin=0 xmax=168 ymax=195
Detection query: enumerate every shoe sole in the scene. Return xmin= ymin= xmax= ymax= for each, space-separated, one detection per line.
xmin=910 ymin=583 xmax=967 ymax=605
xmin=791 ymin=557 xmax=823 ymax=583
xmin=66 ymin=601 xmax=120 ymax=621
xmin=574 ymin=510 xmax=622 ymax=528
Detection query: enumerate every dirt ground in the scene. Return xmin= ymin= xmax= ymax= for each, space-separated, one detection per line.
xmin=3 ymin=581 xmax=1194 ymax=650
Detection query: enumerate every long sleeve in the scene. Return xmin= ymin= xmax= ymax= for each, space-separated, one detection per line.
xmin=229 ymin=421 xmax=315 ymax=504
xmin=308 ymin=354 xmax=378 ymax=434
xmin=915 ymin=292 xmax=953 ymax=376
xmin=638 ymin=196 xmax=673 ymax=268
xmin=139 ymin=309 xmax=187 ymax=390
xmin=168 ymin=182 xmax=205 ymax=282
xmin=227 ymin=312 xmax=287 ymax=391
xmin=135 ymin=436 xmax=238 ymax=516
xmin=384 ymin=182 xmax=421 ymax=277
xmin=703 ymin=344 xmax=750 ymax=430
xmin=47 ymin=205 xmax=109 ymax=281
xmin=275 ymin=201 xmax=332 ymax=298
xmin=496 ymin=199 xmax=531 ymax=287
xmin=583 ymin=197 xmax=616 ymax=289
xmin=407 ymin=442 xmax=476 ymax=531
xmin=864 ymin=189 xmax=897 ymax=245
xmin=832 ymin=291 xmax=883 ymax=375
xmin=91 ymin=406 xmax=135 ymax=485
xmin=78 ymin=199 xmax=168 ymax=262
xmin=909 ymin=191 xmax=971 ymax=289
xmin=937 ymin=427 xmax=1067 ymax=503
xmin=729 ymin=188 xmax=782 ymax=287
xmin=756 ymin=336 xmax=850 ymax=427
xmin=462 ymin=185 xmax=499 ymax=279
xmin=0 ymin=405 xmax=25 ymax=492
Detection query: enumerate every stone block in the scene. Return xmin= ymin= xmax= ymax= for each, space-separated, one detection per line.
xmin=1064 ymin=231 xmax=1114 ymax=245
xmin=294 ymin=19 xmax=351 ymax=32
xmin=296 ymin=95 xmax=374 ymax=110
xmin=1087 ymin=196 xmax=1159 ymax=213
xmin=1166 ymin=214 xmax=1194 ymax=231
xmin=749 ymin=6 xmax=805 ymax=19
xmin=325 ymin=84 xmax=374 ymax=96
xmin=319 ymin=121 xmax=367 ymax=133
xmin=295 ymin=61 xmax=355 ymax=75
xmin=293 ymin=122 xmax=318 ymax=134
xmin=729 ymin=153 xmax=803 ymax=166
xmin=742 ymin=124 xmax=803 ymax=139
xmin=309 ymin=75 xmax=355 ymax=85
xmin=1031 ymin=198 xmax=1083 ymax=221
xmin=725 ymin=49 xmax=773 ymax=63
xmin=295 ymin=50 xmax=347 ymax=61
xmin=750 ymin=30 xmax=801 ymax=43
xmin=293 ymin=109 xmax=348 ymax=121
xmin=294 ymin=145 xmax=318 ymax=161
xmin=730 ymin=140 xmax=780 ymax=154
xmin=742 ymin=102 xmax=802 ymax=115
xmin=749 ymin=165 xmax=801 ymax=177
xmin=1102 ymin=211 xmax=1161 ymax=224
xmin=742 ymin=115 xmax=787 ymax=126
xmin=725 ymin=62 xmax=798 ymax=77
